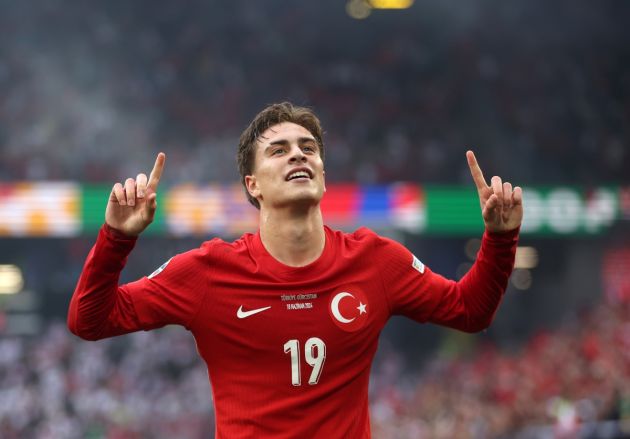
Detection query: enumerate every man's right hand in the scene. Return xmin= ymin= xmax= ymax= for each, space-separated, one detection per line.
xmin=105 ymin=153 xmax=165 ymax=237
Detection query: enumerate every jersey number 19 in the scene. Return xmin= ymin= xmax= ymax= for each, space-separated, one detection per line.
xmin=283 ymin=337 xmax=326 ymax=386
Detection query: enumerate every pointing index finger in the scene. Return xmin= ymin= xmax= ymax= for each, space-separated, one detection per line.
xmin=466 ymin=150 xmax=488 ymax=191
xmin=148 ymin=152 xmax=166 ymax=191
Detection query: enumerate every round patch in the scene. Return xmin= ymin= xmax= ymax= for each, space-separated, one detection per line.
xmin=328 ymin=289 xmax=369 ymax=332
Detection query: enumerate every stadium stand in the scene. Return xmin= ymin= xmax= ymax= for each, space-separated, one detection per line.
xmin=0 ymin=1 xmax=628 ymax=185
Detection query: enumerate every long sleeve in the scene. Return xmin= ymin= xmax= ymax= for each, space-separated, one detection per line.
xmin=68 ymin=224 xmax=208 ymax=341
xmin=379 ymin=228 xmax=519 ymax=333
xmin=67 ymin=224 xmax=141 ymax=340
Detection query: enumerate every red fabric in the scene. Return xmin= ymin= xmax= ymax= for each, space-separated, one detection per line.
xmin=68 ymin=224 xmax=518 ymax=438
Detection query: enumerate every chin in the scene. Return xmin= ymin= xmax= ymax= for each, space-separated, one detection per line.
xmin=273 ymin=191 xmax=323 ymax=209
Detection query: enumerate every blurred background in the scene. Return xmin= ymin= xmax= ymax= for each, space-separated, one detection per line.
xmin=0 ymin=0 xmax=629 ymax=438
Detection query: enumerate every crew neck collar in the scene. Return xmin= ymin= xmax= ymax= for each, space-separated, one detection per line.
xmin=251 ymin=226 xmax=334 ymax=279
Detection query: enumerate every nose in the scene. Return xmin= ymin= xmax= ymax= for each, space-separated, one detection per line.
xmin=288 ymin=144 xmax=307 ymax=163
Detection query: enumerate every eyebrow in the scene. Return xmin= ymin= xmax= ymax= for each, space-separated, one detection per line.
xmin=268 ymin=137 xmax=317 ymax=146
xmin=264 ymin=137 xmax=318 ymax=153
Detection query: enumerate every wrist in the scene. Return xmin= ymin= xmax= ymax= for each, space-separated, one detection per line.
xmin=484 ymin=226 xmax=520 ymax=242
xmin=104 ymin=223 xmax=140 ymax=240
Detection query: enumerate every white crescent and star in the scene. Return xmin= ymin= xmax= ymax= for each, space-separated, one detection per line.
xmin=331 ymin=292 xmax=367 ymax=324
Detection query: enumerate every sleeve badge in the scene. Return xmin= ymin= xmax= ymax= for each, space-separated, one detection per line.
xmin=411 ymin=254 xmax=425 ymax=274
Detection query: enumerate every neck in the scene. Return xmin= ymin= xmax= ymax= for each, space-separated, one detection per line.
xmin=258 ymin=204 xmax=326 ymax=267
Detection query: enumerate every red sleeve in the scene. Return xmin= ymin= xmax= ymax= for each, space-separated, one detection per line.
xmin=67 ymin=224 xmax=208 ymax=340
xmin=377 ymin=228 xmax=519 ymax=333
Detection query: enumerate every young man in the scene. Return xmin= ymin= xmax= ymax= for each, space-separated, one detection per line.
xmin=68 ymin=102 xmax=522 ymax=438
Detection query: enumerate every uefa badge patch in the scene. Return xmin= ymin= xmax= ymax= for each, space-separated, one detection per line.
xmin=148 ymin=257 xmax=173 ymax=279
xmin=412 ymin=254 xmax=425 ymax=274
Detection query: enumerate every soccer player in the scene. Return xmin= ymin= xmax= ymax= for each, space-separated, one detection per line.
xmin=68 ymin=102 xmax=522 ymax=438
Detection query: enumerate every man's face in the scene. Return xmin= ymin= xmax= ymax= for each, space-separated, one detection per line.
xmin=245 ymin=122 xmax=325 ymax=210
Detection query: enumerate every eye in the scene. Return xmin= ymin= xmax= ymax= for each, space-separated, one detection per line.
xmin=303 ymin=145 xmax=317 ymax=153
xmin=272 ymin=148 xmax=285 ymax=155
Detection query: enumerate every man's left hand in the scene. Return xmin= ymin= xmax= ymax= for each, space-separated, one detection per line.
xmin=467 ymin=150 xmax=523 ymax=233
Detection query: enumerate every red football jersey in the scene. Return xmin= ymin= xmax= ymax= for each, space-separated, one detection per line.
xmin=68 ymin=224 xmax=518 ymax=438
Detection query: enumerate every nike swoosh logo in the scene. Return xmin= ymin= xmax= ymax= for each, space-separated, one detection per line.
xmin=237 ymin=305 xmax=272 ymax=319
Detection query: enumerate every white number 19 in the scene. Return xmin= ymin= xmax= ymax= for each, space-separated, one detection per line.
xmin=283 ymin=337 xmax=326 ymax=386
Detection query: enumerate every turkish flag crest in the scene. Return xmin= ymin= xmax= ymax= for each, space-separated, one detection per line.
xmin=328 ymin=289 xmax=369 ymax=332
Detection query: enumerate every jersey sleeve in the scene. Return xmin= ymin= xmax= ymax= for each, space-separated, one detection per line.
xmin=377 ymin=228 xmax=518 ymax=332
xmin=67 ymin=224 xmax=209 ymax=340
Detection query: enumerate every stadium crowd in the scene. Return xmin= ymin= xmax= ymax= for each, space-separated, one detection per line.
xmin=0 ymin=0 xmax=628 ymax=186
xmin=0 ymin=300 xmax=627 ymax=438
xmin=0 ymin=324 xmax=214 ymax=439
xmin=369 ymin=301 xmax=630 ymax=438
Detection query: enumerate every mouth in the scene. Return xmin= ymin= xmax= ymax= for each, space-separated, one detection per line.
xmin=285 ymin=168 xmax=313 ymax=181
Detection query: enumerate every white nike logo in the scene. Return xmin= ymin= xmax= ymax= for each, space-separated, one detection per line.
xmin=237 ymin=305 xmax=272 ymax=319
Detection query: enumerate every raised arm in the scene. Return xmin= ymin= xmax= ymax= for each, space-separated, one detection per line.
xmin=68 ymin=153 xmax=175 ymax=340
xmin=382 ymin=151 xmax=522 ymax=333
xmin=428 ymin=151 xmax=522 ymax=330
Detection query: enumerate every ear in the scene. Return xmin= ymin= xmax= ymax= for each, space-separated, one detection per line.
xmin=322 ymin=170 xmax=327 ymax=193
xmin=245 ymin=175 xmax=261 ymax=199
